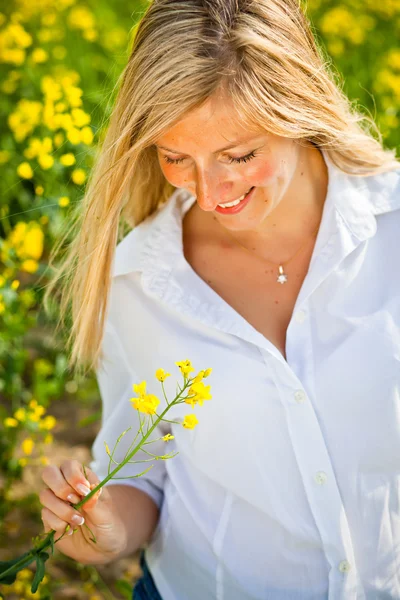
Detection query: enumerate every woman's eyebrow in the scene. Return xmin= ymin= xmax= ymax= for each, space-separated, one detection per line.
xmin=155 ymin=136 xmax=261 ymax=155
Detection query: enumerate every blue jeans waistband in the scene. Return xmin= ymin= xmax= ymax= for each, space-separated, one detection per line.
xmin=132 ymin=550 xmax=163 ymax=600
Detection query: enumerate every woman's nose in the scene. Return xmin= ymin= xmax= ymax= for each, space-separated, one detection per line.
xmin=194 ymin=174 xmax=228 ymax=211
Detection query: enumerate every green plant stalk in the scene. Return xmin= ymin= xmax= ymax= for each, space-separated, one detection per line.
xmin=0 ymin=378 xmax=192 ymax=583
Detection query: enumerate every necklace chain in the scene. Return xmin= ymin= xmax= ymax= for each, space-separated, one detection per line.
xmin=218 ymin=220 xmax=320 ymax=285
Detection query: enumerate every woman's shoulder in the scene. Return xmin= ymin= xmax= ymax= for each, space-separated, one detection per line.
xmin=112 ymin=188 xmax=189 ymax=278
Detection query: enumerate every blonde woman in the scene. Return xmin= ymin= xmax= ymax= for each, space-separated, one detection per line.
xmin=39 ymin=0 xmax=400 ymax=598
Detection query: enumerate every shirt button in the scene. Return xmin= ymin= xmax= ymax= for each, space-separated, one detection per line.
xmin=315 ymin=471 xmax=328 ymax=485
xmin=295 ymin=310 xmax=306 ymax=323
xmin=338 ymin=560 xmax=351 ymax=573
xmin=294 ymin=390 xmax=306 ymax=403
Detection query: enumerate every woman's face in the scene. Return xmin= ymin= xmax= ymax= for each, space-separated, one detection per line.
xmin=154 ymin=94 xmax=319 ymax=234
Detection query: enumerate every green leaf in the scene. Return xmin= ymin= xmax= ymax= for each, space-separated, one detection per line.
xmin=0 ymin=553 xmax=34 ymax=584
xmin=115 ymin=578 xmax=133 ymax=599
xmin=31 ymin=552 xmax=49 ymax=593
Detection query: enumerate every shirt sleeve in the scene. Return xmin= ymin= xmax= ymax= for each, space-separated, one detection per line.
xmin=88 ymin=320 xmax=167 ymax=509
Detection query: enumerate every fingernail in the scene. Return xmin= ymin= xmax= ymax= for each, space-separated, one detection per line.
xmin=72 ymin=514 xmax=85 ymax=526
xmin=76 ymin=483 xmax=91 ymax=496
xmin=67 ymin=494 xmax=80 ymax=503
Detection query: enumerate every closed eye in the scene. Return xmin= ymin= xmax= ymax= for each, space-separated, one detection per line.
xmin=162 ymin=150 xmax=258 ymax=165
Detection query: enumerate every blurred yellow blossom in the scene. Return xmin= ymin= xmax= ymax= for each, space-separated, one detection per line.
xmin=60 ymin=152 xmax=75 ymax=166
xmin=39 ymin=415 xmax=56 ymax=430
xmin=67 ymin=128 xmax=81 ymax=144
xmin=31 ymin=48 xmax=48 ymax=63
xmin=35 ymin=185 xmax=44 ymax=195
xmin=21 ymin=259 xmax=39 ymax=273
xmin=68 ymin=6 xmax=96 ymax=32
xmin=8 ymin=221 xmax=44 ymax=261
xmin=71 ymin=108 xmax=91 ymax=127
xmin=19 ymin=458 xmax=28 ymax=467
xmin=54 ymin=132 xmax=64 ymax=146
xmin=17 ymin=162 xmax=33 ymax=179
xmin=80 ymin=126 xmax=94 ymax=145
xmin=22 ymin=438 xmax=34 ymax=455
xmin=71 ymin=168 xmax=86 ymax=185
xmin=44 ymin=434 xmax=53 ymax=445
xmin=182 ymin=414 xmax=199 ymax=429
xmin=11 ymin=279 xmax=20 ymax=290
xmin=4 ymin=418 xmax=19 ymax=428
xmin=40 ymin=456 xmax=50 ymax=465
xmin=8 ymin=99 xmax=42 ymax=142
xmin=162 ymin=434 xmax=175 ymax=442
xmin=58 ymin=196 xmax=70 ymax=207
xmin=37 ymin=154 xmax=54 ymax=170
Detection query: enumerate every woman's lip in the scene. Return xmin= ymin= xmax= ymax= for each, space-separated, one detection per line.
xmin=214 ymin=187 xmax=255 ymax=215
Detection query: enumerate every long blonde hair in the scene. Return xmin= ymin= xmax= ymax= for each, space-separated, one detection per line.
xmin=43 ymin=0 xmax=400 ymax=377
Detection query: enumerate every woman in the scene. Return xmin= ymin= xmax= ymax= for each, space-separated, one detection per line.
xmin=39 ymin=0 xmax=400 ymax=598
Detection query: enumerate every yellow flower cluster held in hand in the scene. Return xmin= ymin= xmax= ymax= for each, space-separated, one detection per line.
xmin=0 ymin=358 xmax=213 ymax=594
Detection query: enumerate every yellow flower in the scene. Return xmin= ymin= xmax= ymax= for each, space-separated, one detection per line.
xmin=4 ymin=417 xmax=19 ymax=428
xmin=54 ymin=132 xmax=64 ymax=146
xmin=130 ymin=393 xmax=160 ymax=415
xmin=162 ymin=433 xmax=175 ymax=442
xmin=19 ymin=458 xmax=28 ymax=467
xmin=133 ymin=381 xmax=147 ymax=397
xmin=40 ymin=215 xmax=49 ymax=225
xmin=14 ymin=408 xmax=26 ymax=421
xmin=67 ymin=128 xmax=81 ymax=144
xmin=11 ymin=222 xmax=44 ymax=261
xmin=22 ymin=438 xmax=34 ymax=455
xmin=44 ymin=434 xmax=53 ymax=445
xmin=156 ymin=368 xmax=171 ymax=382
xmin=185 ymin=381 xmax=212 ymax=408
xmin=60 ymin=152 xmax=75 ymax=166
xmin=40 ymin=456 xmax=49 ymax=465
xmin=32 ymin=405 xmax=45 ymax=418
xmin=104 ymin=442 xmax=111 ymax=456
xmin=11 ymin=279 xmax=20 ymax=290
xmin=17 ymin=162 xmax=33 ymax=178
xmin=71 ymin=108 xmax=91 ymax=127
xmin=80 ymin=126 xmax=94 ymax=145
xmin=175 ymin=359 xmax=195 ymax=377
xmin=31 ymin=48 xmax=48 ymax=63
xmin=0 ymin=275 xmax=5 ymax=287
xmin=182 ymin=414 xmax=199 ymax=429
xmin=39 ymin=415 xmax=56 ymax=430
xmin=71 ymin=168 xmax=86 ymax=185
xmin=58 ymin=196 xmax=70 ymax=207
xmin=38 ymin=153 xmax=54 ymax=170
xmin=0 ymin=299 xmax=5 ymax=315
xmin=35 ymin=185 xmax=44 ymax=195
xmin=21 ymin=259 xmax=39 ymax=273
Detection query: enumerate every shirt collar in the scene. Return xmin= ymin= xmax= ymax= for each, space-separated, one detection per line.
xmin=112 ymin=149 xmax=400 ymax=280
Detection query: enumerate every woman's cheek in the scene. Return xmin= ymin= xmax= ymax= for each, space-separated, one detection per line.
xmin=248 ymin=161 xmax=276 ymax=186
xmin=160 ymin=164 xmax=185 ymax=188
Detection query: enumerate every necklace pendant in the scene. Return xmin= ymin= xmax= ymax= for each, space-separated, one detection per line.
xmin=277 ymin=265 xmax=288 ymax=285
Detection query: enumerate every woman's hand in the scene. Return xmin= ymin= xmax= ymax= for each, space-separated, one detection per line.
xmin=40 ymin=459 xmax=127 ymax=564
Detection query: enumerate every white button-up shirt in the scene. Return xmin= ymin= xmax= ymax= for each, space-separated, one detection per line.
xmin=89 ymin=150 xmax=400 ymax=600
